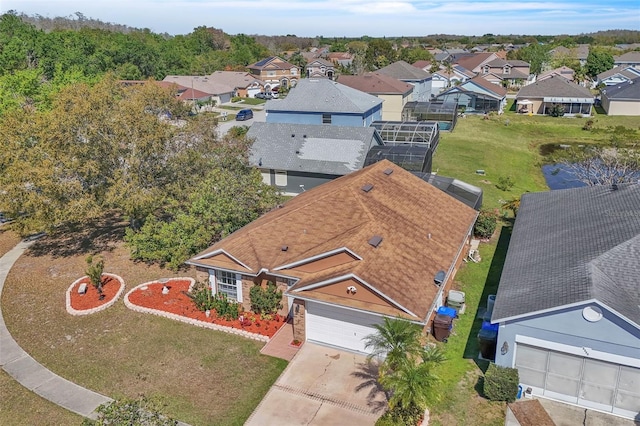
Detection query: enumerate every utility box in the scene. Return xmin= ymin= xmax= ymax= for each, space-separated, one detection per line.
xmin=447 ymin=290 xmax=466 ymax=313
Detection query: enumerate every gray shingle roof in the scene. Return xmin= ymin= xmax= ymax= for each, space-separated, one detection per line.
xmin=247 ymin=122 xmax=381 ymax=175
xmin=596 ymin=65 xmax=640 ymax=81
xmin=516 ymin=75 xmax=593 ymax=99
xmin=376 ymin=61 xmax=432 ymax=81
xmin=492 ymin=183 xmax=640 ymax=327
xmin=602 ymin=78 xmax=640 ymax=101
xmin=266 ymin=78 xmax=382 ymax=114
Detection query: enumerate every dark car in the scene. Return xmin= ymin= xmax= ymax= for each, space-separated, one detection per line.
xmin=235 ymin=109 xmax=254 ymax=121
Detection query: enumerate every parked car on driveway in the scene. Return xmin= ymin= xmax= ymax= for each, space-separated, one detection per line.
xmin=235 ymin=109 xmax=254 ymax=121
xmin=255 ymin=92 xmax=272 ymax=100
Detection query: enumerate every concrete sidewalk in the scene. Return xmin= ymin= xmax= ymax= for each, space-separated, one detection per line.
xmin=0 ymin=241 xmax=113 ymax=419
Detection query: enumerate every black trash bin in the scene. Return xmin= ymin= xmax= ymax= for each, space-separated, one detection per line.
xmin=433 ymin=313 xmax=453 ymax=342
xmin=478 ymin=328 xmax=498 ymax=360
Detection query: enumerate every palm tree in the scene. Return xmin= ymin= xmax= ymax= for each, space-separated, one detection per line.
xmin=379 ymin=359 xmax=442 ymax=424
xmin=363 ymin=317 xmax=424 ymax=377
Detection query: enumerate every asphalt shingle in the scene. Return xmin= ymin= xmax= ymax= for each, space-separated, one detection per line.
xmin=492 ymin=183 xmax=640 ymax=326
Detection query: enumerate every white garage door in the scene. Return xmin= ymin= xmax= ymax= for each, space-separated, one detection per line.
xmin=515 ymin=343 xmax=640 ymax=419
xmin=306 ymin=302 xmax=382 ymax=354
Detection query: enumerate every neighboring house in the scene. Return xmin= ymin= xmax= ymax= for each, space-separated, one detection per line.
xmin=549 ymin=45 xmax=590 ymax=67
xmin=337 ymin=73 xmax=414 ymax=121
xmin=455 ymin=52 xmax=500 ymax=74
xmin=186 ymin=159 xmax=479 ymax=354
xmin=479 ymin=59 xmax=531 ymax=87
xmin=209 ymin=71 xmax=264 ymax=98
xmin=514 ymin=76 xmax=594 ymax=116
xmin=412 ymin=60 xmax=433 ymax=73
xmin=601 ymin=78 xmax=640 ymax=116
xmin=492 ymin=183 xmax=640 ymax=420
xmin=161 ymin=75 xmax=235 ymax=105
xmin=247 ymin=56 xmax=299 ymax=90
xmin=537 ymin=66 xmax=576 ymax=83
xmin=435 ymin=76 xmax=508 ymax=113
xmin=576 ymin=44 xmax=590 ymax=66
xmin=247 ymin=122 xmax=383 ymax=195
xmin=265 ymin=78 xmax=383 ymax=127
xmin=595 ymin=66 xmax=640 ymax=87
xmin=327 ymin=52 xmax=354 ymax=68
xmin=305 ymin=58 xmax=336 ymax=79
xmin=376 ymin=61 xmax=432 ymax=102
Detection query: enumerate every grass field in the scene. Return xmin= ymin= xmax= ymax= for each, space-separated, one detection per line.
xmin=1 ymin=221 xmax=286 ymax=426
xmin=435 ymin=109 xmax=640 ymax=210
xmin=427 ymin=109 xmax=638 ymax=424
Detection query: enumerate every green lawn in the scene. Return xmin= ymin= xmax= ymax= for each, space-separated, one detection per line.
xmin=2 ymin=227 xmax=287 ymax=426
xmin=430 ymin=225 xmax=512 ymax=426
xmin=428 ymin=110 xmax=639 ymax=424
xmin=435 ymin=110 xmax=639 ymax=210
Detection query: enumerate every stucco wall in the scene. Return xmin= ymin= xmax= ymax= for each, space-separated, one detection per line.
xmin=603 ymin=99 xmax=640 ymax=116
xmin=378 ymin=94 xmax=406 ymax=121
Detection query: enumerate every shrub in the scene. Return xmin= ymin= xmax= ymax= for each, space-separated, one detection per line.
xmin=483 ymin=363 xmax=519 ymax=402
xmin=250 ymin=281 xmax=283 ymax=316
xmin=549 ymin=104 xmax=565 ymax=117
xmin=582 ymin=119 xmax=594 ymax=131
xmin=496 ymin=175 xmax=515 ymax=191
xmin=189 ymin=281 xmax=241 ymax=320
xmin=474 ymin=209 xmax=498 ymax=239
xmin=85 ymin=255 xmax=105 ymax=295
xmin=82 ymin=396 xmax=177 ymax=426
xmin=214 ymin=293 xmax=241 ymax=320
xmin=190 ymin=281 xmax=216 ymax=312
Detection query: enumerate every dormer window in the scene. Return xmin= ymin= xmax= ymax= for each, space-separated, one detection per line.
xmin=482 ymin=65 xmax=489 ymax=74
xmin=504 ymin=65 xmax=511 ymax=74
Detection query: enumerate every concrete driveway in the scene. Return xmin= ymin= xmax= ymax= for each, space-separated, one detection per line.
xmin=246 ymin=343 xmax=387 ymax=425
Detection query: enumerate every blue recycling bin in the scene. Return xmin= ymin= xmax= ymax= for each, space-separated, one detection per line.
xmin=437 ymin=306 xmax=457 ymax=319
xmin=481 ymin=320 xmax=498 ymax=332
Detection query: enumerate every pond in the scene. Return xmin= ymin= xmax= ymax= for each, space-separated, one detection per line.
xmin=542 ymin=164 xmax=588 ymax=190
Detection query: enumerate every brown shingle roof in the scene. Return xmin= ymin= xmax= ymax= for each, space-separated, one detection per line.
xmin=337 ymin=73 xmax=414 ymax=95
xmin=456 ymin=52 xmax=496 ymax=71
xmin=189 ymin=160 xmax=478 ymax=320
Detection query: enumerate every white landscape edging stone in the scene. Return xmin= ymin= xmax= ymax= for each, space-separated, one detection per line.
xmin=123 ymin=278 xmax=269 ymax=343
xmin=66 ymin=273 xmax=126 ymax=316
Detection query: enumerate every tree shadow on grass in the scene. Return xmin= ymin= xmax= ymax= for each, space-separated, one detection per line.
xmin=462 ymin=224 xmax=513 ymax=368
xmin=351 ymin=360 xmax=388 ymax=413
xmin=27 ymin=214 xmax=128 ymax=258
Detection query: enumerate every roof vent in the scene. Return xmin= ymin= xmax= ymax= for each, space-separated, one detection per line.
xmin=612 ymin=183 xmax=618 ymax=191
xmin=291 ymin=134 xmax=295 ymax=137
xmin=281 ymin=245 xmax=288 ymax=251
xmin=383 ymin=168 xmax=393 ymax=175
xmin=434 ymin=270 xmax=446 ymax=286
xmin=303 ymin=134 xmax=307 ymax=138
xmin=361 ymin=183 xmax=374 ymax=192
xmin=368 ymin=235 xmax=383 ymax=248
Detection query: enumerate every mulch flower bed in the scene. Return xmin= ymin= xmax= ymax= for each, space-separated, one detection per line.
xmin=125 ymin=279 xmax=286 ymax=339
xmin=66 ymin=273 xmax=125 ymax=315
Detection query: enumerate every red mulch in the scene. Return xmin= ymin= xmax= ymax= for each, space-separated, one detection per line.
xmin=127 ymin=280 xmax=285 ymax=338
xmin=70 ymin=276 xmax=121 ymax=310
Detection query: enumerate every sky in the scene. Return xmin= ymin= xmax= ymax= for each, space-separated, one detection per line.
xmin=2 ymin=0 xmax=639 ymax=37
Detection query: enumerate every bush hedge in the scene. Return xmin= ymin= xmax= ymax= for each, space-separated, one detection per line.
xmin=484 ymin=363 xmax=519 ymax=402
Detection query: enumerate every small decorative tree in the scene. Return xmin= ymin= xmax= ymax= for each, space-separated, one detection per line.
xmin=86 ymin=255 xmax=105 ymax=299
xmin=249 ymin=281 xmax=283 ymax=319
